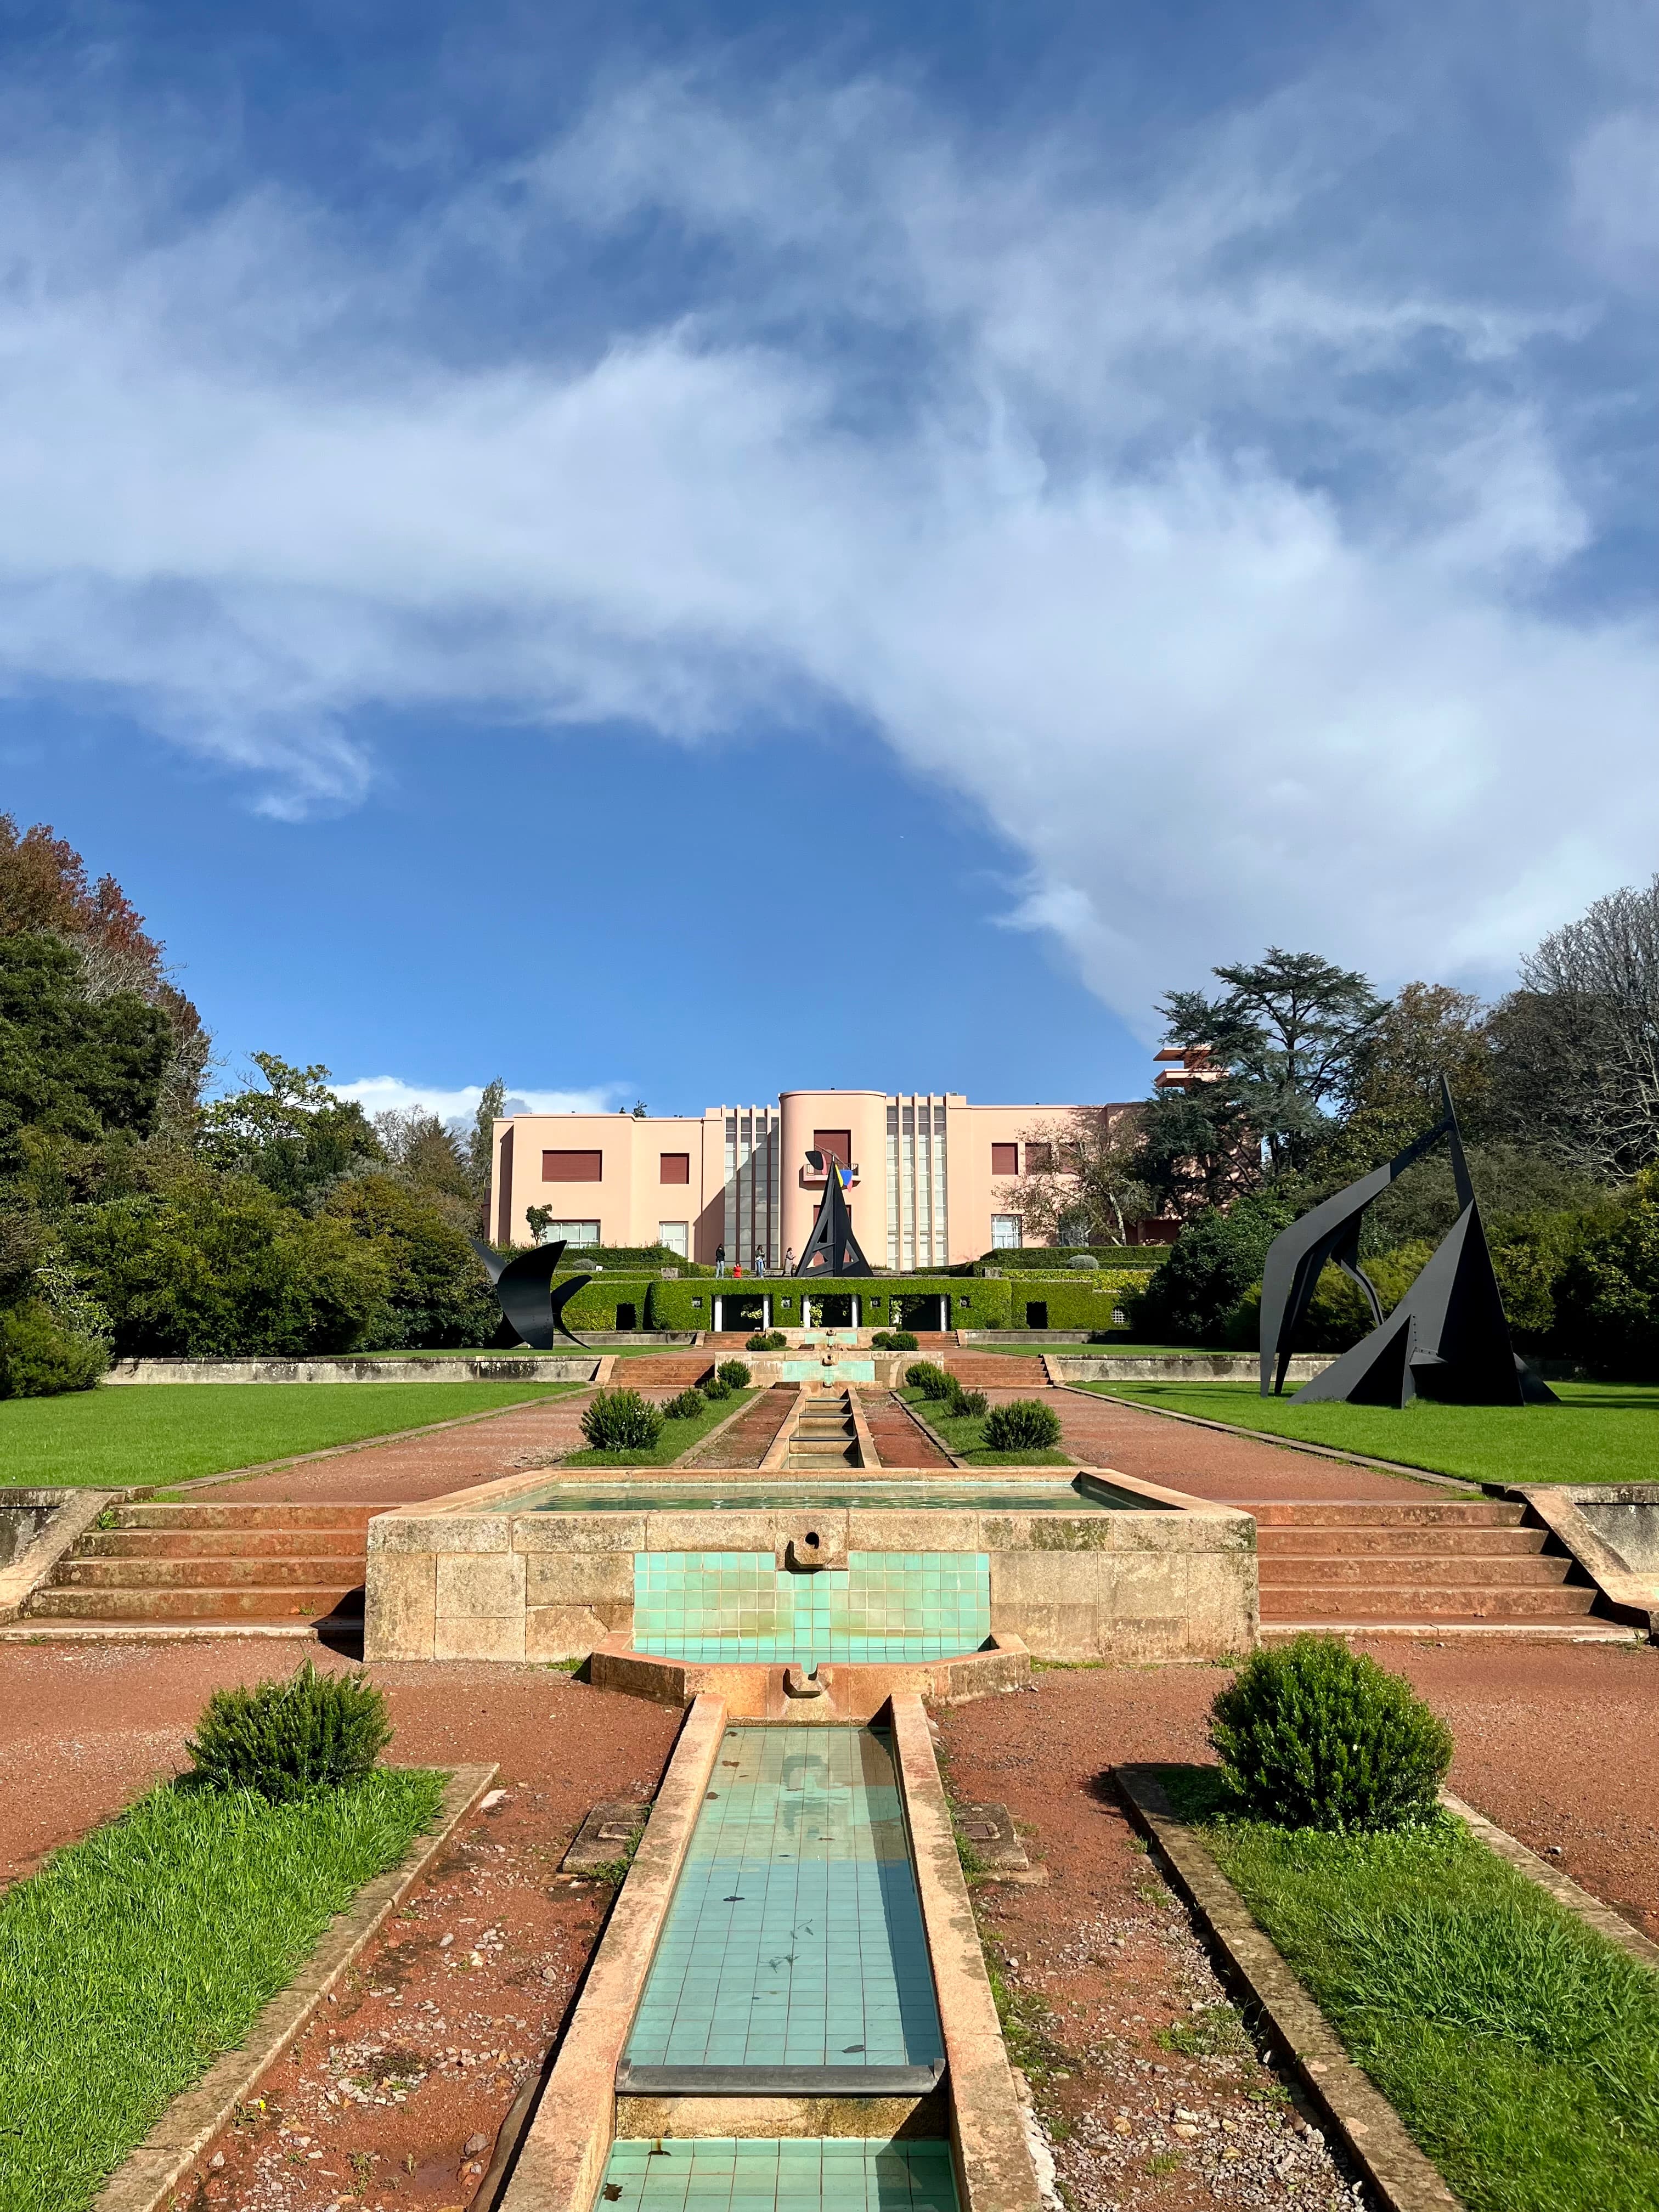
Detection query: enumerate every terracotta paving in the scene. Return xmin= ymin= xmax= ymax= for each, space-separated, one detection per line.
xmin=195 ymin=1393 xmax=597 ymax=1506
xmin=1012 ymin=1385 xmax=1444 ymax=1504
xmin=679 ymin=1385 xmax=796 ymax=1468
xmin=858 ymin=1389 xmax=953 ymax=1468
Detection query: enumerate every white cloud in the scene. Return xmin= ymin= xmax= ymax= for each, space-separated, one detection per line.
xmin=2 ymin=31 xmax=1658 ymax=1020
xmin=332 ymin=1077 xmax=627 ymax=1123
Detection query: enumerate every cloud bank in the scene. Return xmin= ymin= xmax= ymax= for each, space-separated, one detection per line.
xmin=332 ymin=1077 xmax=627 ymax=1124
xmin=3 ymin=14 xmax=1658 ymax=1024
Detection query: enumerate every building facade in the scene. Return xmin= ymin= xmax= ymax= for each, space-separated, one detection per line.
xmin=489 ymin=1084 xmax=1173 ymax=1267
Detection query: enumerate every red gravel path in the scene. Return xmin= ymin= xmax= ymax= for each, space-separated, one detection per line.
xmin=190 ymin=1393 xmax=598 ymax=1505
xmin=1026 ymin=1385 xmax=1447 ymax=1503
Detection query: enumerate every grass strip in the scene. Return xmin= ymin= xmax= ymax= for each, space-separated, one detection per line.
xmin=562 ymin=1387 xmax=761 ymax=1465
xmin=0 ymin=1380 xmax=580 ymax=1490
xmin=1082 ymin=1376 xmax=1659 ymax=1486
xmin=895 ymin=1388 xmax=1072 ymax=1465
xmin=0 ymin=1768 xmax=447 ymax=2212
xmin=1162 ymin=1765 xmax=1659 ymax=2212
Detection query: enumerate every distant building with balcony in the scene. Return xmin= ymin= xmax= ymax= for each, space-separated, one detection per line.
xmin=488 ymin=1085 xmax=1163 ymax=1268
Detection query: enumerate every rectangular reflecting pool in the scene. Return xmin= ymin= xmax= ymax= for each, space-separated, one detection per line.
xmin=618 ymin=1726 xmax=944 ymax=2092
xmin=600 ymin=2140 xmax=959 ymax=2212
xmin=522 ymin=1474 xmax=1153 ymax=1513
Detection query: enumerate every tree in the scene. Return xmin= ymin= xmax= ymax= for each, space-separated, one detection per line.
xmin=373 ymin=1108 xmax=472 ymax=1212
xmin=1497 ymin=877 xmax=1659 ymax=1180
xmin=1160 ymin=949 xmax=1385 ymax=1172
xmin=1131 ymin=1192 xmax=1294 ymax=1345
xmin=1133 ymin=1084 xmax=1260 ymax=1220
xmin=467 ymin=1079 xmax=506 ymax=1234
xmin=200 ymin=1056 xmax=382 ymax=1207
xmin=323 ymin=1173 xmax=498 ymax=1348
xmin=0 ymin=934 xmax=173 ymax=1173
xmin=994 ymin=1109 xmax=1153 ymax=1244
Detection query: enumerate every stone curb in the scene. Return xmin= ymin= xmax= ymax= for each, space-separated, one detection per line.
xmin=166 ymin=1390 xmax=591 ymax=1496
xmin=91 ymin=1762 xmax=498 ymax=2212
xmin=1062 ymin=1386 xmax=1483 ymax=1494
xmin=1113 ymin=1764 xmax=1464 ymax=2212
xmin=1440 ymin=1789 xmax=1659 ymax=1972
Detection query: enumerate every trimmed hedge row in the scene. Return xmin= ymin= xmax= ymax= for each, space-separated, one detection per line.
xmin=974 ymin=1245 xmax=1171 ymax=1272
xmin=541 ymin=1269 xmax=1154 ymax=1333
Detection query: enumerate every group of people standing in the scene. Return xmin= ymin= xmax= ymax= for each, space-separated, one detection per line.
xmin=713 ymin=1244 xmax=797 ymax=1277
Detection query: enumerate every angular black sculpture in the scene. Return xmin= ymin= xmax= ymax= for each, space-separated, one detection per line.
xmin=1259 ymin=1078 xmax=1555 ymax=1407
xmin=793 ymin=1152 xmax=873 ymax=1277
xmin=470 ymin=1237 xmax=592 ymax=1351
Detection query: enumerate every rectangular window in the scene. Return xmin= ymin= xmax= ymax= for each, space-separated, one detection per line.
xmin=991 ymin=1213 xmax=1023 ymax=1249
xmin=1025 ymin=1141 xmax=1053 ymax=1172
xmin=538 ymin=1220 xmax=600 ymax=1245
xmin=659 ymin=1151 xmax=690 ymax=1183
xmin=542 ymin=1149 xmax=602 ymax=1182
xmin=812 ymin=1128 xmax=853 ymax=1165
xmin=658 ymin=1220 xmax=689 ymax=1256
xmin=991 ymin=1143 xmax=1019 ymax=1176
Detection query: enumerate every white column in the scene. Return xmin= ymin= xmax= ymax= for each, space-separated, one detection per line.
xmin=763 ymin=1295 xmax=772 ymax=1330
xmin=851 ymin=1295 xmax=861 ymax=1332
xmin=801 ymin=1296 xmax=812 ymax=1330
xmin=713 ymin=1296 xmax=723 ymax=1333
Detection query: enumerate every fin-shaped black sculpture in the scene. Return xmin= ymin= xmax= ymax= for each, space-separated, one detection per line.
xmin=1259 ymin=1078 xmax=1555 ymax=1407
xmin=793 ymin=1153 xmax=873 ymax=1278
xmin=470 ymin=1237 xmax=593 ymax=1351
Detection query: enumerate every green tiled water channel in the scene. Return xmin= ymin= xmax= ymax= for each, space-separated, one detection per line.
xmin=632 ymin=1554 xmax=990 ymax=1665
xmin=600 ymin=2139 xmax=958 ymax=2212
xmin=618 ymin=1726 xmax=944 ymax=2092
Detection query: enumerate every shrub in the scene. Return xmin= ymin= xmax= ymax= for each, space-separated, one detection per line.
xmin=905 ymin=1359 xmax=954 ymax=1400
xmin=1066 ymin=1254 xmax=1099 ymax=1269
xmin=872 ymin=1328 xmax=919 ymax=1351
xmin=746 ymin=1330 xmax=787 ymax=1351
xmin=1131 ymin=1195 xmax=1293 ymax=1346
xmin=663 ymin=1386 xmax=706 ymax=1420
xmin=1209 ymin=1635 xmax=1453 ymax=1833
xmin=981 ymin=1398 xmax=1062 ymax=1451
xmin=953 ymin=1387 xmax=989 ymax=1419
xmin=703 ymin=1372 xmax=732 ymax=1401
xmin=580 ymin=1387 xmax=666 ymax=1452
xmin=184 ymin=1659 xmax=392 ymax=1802
xmin=716 ymin=1358 xmax=752 ymax=1390
xmin=0 ymin=1302 xmax=109 ymax=1397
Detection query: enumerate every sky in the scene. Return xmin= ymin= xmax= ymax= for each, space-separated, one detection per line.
xmin=2 ymin=0 xmax=1658 ymax=1120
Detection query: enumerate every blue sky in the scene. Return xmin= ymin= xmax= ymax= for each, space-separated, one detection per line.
xmin=2 ymin=0 xmax=1657 ymax=1119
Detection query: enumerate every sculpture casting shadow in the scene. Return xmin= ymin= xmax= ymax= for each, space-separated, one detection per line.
xmin=1259 ymin=1077 xmax=1556 ymax=1407
xmin=470 ymin=1238 xmax=593 ymax=1352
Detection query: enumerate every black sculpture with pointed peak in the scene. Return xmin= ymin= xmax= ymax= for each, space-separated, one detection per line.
xmin=793 ymin=1153 xmax=874 ymax=1277
xmin=470 ymin=1237 xmax=592 ymax=1351
xmin=1259 ymin=1077 xmax=1555 ymax=1407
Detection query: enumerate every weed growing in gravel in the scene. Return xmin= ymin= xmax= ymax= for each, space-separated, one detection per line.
xmin=1158 ymin=2005 xmax=1250 ymax=2059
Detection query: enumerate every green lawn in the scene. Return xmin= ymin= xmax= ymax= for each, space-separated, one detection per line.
xmin=563 ymin=1387 xmax=760 ymax=1466
xmin=0 ymin=1380 xmax=581 ymax=1491
xmin=1082 ymin=1378 xmax=1659 ymax=1487
xmin=1162 ymin=1767 xmax=1659 ymax=2212
xmin=897 ymin=1387 xmax=1073 ymax=1466
xmin=0 ymin=1768 xmax=446 ymax=2212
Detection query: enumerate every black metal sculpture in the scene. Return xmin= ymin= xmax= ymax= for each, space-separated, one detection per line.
xmin=1259 ymin=1078 xmax=1555 ymax=1407
xmin=470 ymin=1238 xmax=592 ymax=1351
xmin=793 ymin=1152 xmax=873 ymax=1277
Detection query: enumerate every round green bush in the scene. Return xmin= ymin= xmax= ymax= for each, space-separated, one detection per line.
xmin=184 ymin=1658 xmax=392 ymax=1801
xmin=0 ymin=1304 xmax=109 ymax=1398
xmin=953 ymin=1387 xmax=989 ymax=1419
xmin=1209 ymin=1634 xmax=1453 ymax=1833
xmin=981 ymin=1398 xmax=1062 ymax=1451
xmin=873 ymin=1329 xmax=919 ymax=1352
xmin=746 ymin=1331 xmax=787 ymax=1351
xmin=905 ymin=1360 xmax=953 ymax=1399
xmin=716 ymin=1358 xmax=752 ymax=1390
xmin=580 ymin=1386 xmax=666 ymax=1452
xmin=703 ymin=1373 xmax=731 ymax=1401
xmin=663 ymin=1386 xmax=706 ymax=1420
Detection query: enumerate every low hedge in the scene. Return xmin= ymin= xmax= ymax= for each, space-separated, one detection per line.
xmin=975 ymin=1245 xmax=1171 ymax=1271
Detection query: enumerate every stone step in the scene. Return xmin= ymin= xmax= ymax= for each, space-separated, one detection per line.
xmin=1256 ymin=1526 xmax=1550 ymax=1559
xmin=27 ymin=1585 xmax=360 ymax=1622
xmin=1250 ymin=1501 xmax=1524 ymax=1527
xmin=80 ymin=1528 xmax=368 ymax=1561
xmin=944 ymin=1359 xmax=1047 ymax=1386
xmin=54 ymin=1556 xmax=367 ymax=1592
xmin=114 ymin=1503 xmax=381 ymax=1530
xmin=1258 ymin=1555 xmax=1576 ymax=1589
xmin=1260 ymin=1582 xmax=1599 ymax=1620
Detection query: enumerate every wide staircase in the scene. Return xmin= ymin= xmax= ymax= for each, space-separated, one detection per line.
xmin=783 ymin=1389 xmax=861 ymax=1471
xmin=24 ymin=1504 xmax=374 ymax=1628
xmin=622 ymin=1355 xmax=715 ymax=1389
xmin=1255 ymin=1500 xmax=1606 ymax=1632
xmin=941 ymin=1355 xmax=1047 ymax=1389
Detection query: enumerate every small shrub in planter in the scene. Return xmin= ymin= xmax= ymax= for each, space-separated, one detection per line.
xmin=663 ymin=1387 xmax=706 ymax=1420
xmin=746 ymin=1331 xmax=787 ymax=1351
xmin=1209 ymin=1634 xmax=1453 ymax=1832
xmin=981 ymin=1398 xmax=1062 ymax=1451
xmin=0 ymin=1304 xmax=108 ymax=1398
xmin=872 ymin=1329 xmax=920 ymax=1352
xmin=716 ymin=1358 xmax=752 ymax=1391
xmin=580 ymin=1387 xmax=666 ymax=1452
xmin=905 ymin=1361 xmax=953 ymax=1400
xmin=703 ymin=1373 xmax=732 ymax=1401
xmin=953 ymin=1387 xmax=989 ymax=1419
xmin=185 ymin=1659 xmax=392 ymax=1802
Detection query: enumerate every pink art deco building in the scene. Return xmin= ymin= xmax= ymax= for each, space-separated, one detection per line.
xmin=486 ymin=1074 xmax=1193 ymax=1267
